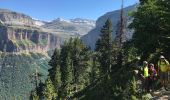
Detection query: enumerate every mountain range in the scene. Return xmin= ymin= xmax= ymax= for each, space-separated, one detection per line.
xmin=0 ymin=8 xmax=95 ymax=53
xmin=0 ymin=4 xmax=137 ymax=99
xmin=43 ymin=18 xmax=95 ymax=36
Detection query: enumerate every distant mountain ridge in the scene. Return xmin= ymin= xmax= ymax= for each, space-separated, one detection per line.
xmin=0 ymin=8 xmax=95 ymax=35
xmin=0 ymin=8 xmax=95 ymax=53
xmin=81 ymin=4 xmax=137 ymax=49
xmin=43 ymin=18 xmax=95 ymax=36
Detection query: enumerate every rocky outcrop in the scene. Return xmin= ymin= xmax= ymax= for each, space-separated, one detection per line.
xmin=81 ymin=4 xmax=137 ymax=49
xmin=0 ymin=9 xmax=34 ymax=26
xmin=0 ymin=25 xmax=63 ymax=52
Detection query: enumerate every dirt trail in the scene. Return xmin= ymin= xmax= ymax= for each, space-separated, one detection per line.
xmin=152 ymin=91 xmax=170 ymax=100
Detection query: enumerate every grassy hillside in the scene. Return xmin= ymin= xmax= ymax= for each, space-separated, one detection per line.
xmin=0 ymin=52 xmax=50 ymax=100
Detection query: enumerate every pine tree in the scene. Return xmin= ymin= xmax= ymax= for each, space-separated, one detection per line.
xmin=60 ymin=56 xmax=73 ymax=98
xmin=43 ymin=77 xmax=56 ymax=100
xmin=48 ymin=49 xmax=60 ymax=82
xmin=95 ymin=19 xmax=113 ymax=78
xmin=129 ymin=76 xmax=138 ymax=100
xmin=30 ymin=90 xmax=39 ymax=100
xmin=115 ymin=0 xmax=125 ymax=68
xmin=48 ymin=49 xmax=62 ymax=97
xmin=54 ymin=65 xmax=62 ymax=93
xmin=60 ymin=38 xmax=91 ymax=94
xmin=90 ymin=54 xmax=100 ymax=83
xmin=129 ymin=0 xmax=161 ymax=60
xmin=71 ymin=38 xmax=91 ymax=92
xmin=60 ymin=41 xmax=73 ymax=98
xmin=35 ymin=81 xmax=45 ymax=99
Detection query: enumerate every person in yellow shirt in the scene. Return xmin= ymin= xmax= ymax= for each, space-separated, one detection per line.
xmin=140 ymin=61 xmax=149 ymax=92
xmin=158 ymin=55 xmax=170 ymax=90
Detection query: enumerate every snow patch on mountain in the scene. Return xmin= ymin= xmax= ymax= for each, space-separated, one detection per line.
xmin=34 ymin=20 xmax=45 ymax=26
xmin=43 ymin=18 xmax=96 ymax=36
xmin=54 ymin=18 xmax=71 ymax=23
xmin=70 ymin=18 xmax=95 ymax=26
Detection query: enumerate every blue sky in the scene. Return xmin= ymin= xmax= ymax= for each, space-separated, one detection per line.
xmin=0 ymin=0 xmax=139 ymax=21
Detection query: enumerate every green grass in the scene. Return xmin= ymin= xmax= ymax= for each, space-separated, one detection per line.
xmin=11 ymin=39 xmax=36 ymax=48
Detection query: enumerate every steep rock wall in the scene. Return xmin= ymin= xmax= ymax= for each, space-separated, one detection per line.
xmin=0 ymin=26 xmax=63 ymax=52
xmin=0 ymin=9 xmax=34 ymax=26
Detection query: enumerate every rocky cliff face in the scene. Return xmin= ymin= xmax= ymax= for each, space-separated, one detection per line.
xmin=0 ymin=9 xmax=34 ymax=26
xmin=81 ymin=4 xmax=137 ymax=49
xmin=0 ymin=25 xmax=63 ymax=53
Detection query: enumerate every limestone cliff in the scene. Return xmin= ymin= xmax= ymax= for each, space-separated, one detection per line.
xmin=0 ymin=25 xmax=63 ymax=53
xmin=0 ymin=9 xmax=34 ymax=26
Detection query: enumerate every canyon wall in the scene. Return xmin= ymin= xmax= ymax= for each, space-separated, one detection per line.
xmin=0 ymin=26 xmax=63 ymax=53
xmin=0 ymin=9 xmax=34 ymax=26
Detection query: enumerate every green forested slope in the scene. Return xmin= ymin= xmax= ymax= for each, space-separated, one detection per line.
xmin=0 ymin=52 xmax=50 ymax=100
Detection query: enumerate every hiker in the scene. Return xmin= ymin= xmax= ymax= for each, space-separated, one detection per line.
xmin=158 ymin=55 xmax=170 ymax=90
xmin=140 ymin=61 xmax=149 ymax=92
xmin=148 ymin=63 xmax=157 ymax=92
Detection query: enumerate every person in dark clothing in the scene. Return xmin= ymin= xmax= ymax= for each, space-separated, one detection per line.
xmin=148 ymin=63 xmax=157 ymax=92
